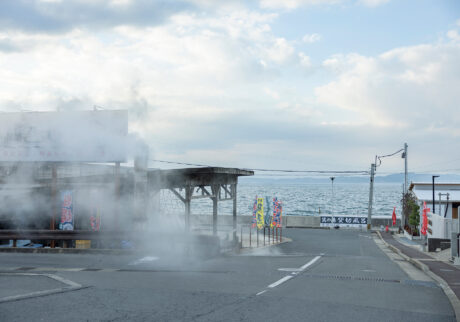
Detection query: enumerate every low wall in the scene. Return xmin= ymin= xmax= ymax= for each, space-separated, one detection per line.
xmin=190 ymin=214 xmax=253 ymax=227
xmin=190 ymin=214 xmax=401 ymax=230
xmin=285 ymin=215 xmax=320 ymax=228
xmin=371 ymin=218 xmax=401 ymax=228
xmin=428 ymin=238 xmax=451 ymax=252
xmin=190 ymin=214 xmax=319 ymax=228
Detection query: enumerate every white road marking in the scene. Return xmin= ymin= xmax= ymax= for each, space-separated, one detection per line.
xmin=277 ymin=268 xmax=302 ymax=272
xmin=361 ymin=269 xmax=376 ymax=273
xmin=44 ymin=273 xmax=82 ymax=288
xmin=257 ymin=255 xmax=323 ymax=295
xmin=268 ymin=275 xmax=293 ymax=288
xmin=0 ymin=273 xmax=83 ymax=303
xmin=33 ymin=267 xmax=85 ymax=272
xmin=128 ymin=256 xmax=159 ymax=266
xmin=300 ymin=256 xmax=321 ymax=271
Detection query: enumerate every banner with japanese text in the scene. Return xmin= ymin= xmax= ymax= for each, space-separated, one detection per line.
xmin=320 ymin=216 xmax=367 ymax=228
xmin=256 ymin=197 xmax=264 ymax=229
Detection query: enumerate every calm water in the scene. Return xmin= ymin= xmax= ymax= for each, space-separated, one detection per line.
xmin=189 ymin=182 xmax=403 ymax=217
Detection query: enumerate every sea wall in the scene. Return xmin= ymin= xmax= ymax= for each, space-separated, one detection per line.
xmin=285 ymin=215 xmax=320 ymax=228
xmin=190 ymin=214 xmax=400 ymax=229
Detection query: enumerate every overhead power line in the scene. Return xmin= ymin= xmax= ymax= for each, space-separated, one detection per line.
xmin=150 ymin=159 xmax=369 ymax=175
xmin=376 ymin=148 xmax=404 ymax=167
xmin=250 ymin=168 xmax=368 ymax=174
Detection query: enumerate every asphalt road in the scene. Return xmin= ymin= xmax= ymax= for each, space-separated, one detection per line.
xmin=0 ymin=229 xmax=455 ymax=321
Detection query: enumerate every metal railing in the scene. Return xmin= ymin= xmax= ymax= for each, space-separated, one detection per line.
xmin=240 ymin=225 xmax=282 ymax=248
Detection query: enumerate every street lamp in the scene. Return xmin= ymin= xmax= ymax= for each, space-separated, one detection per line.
xmin=330 ymin=177 xmax=335 ymax=227
xmin=432 ymin=175 xmax=439 ymax=214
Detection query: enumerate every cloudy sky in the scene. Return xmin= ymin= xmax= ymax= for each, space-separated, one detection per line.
xmin=0 ymin=0 xmax=459 ymax=175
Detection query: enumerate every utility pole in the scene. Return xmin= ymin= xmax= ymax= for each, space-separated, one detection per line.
xmin=432 ymin=175 xmax=439 ymax=214
xmin=367 ymin=163 xmax=375 ymax=230
xmin=401 ymin=142 xmax=408 ymax=230
xmin=404 ymin=143 xmax=408 ymax=194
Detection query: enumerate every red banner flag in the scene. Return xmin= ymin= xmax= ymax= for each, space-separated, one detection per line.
xmin=421 ymin=202 xmax=430 ymax=236
xmin=392 ymin=207 xmax=396 ymax=226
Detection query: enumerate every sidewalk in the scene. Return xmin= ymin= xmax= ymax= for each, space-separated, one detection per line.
xmin=379 ymin=231 xmax=460 ymax=321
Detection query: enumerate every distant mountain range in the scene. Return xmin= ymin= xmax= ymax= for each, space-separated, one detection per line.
xmin=239 ymin=173 xmax=460 ymax=184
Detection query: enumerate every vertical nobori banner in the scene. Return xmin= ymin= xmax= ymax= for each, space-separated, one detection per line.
xmin=90 ymin=189 xmax=101 ymax=231
xmin=90 ymin=208 xmax=101 ymax=231
xmin=256 ymin=197 xmax=264 ymax=229
xmin=60 ymin=190 xmax=74 ymax=230
xmin=271 ymin=197 xmax=282 ymax=228
xmin=252 ymin=196 xmax=258 ymax=228
xmin=265 ymin=196 xmax=272 ymax=227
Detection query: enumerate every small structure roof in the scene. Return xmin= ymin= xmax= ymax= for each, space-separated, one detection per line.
xmin=409 ymin=182 xmax=460 ymax=202
xmin=148 ymin=167 xmax=254 ymax=189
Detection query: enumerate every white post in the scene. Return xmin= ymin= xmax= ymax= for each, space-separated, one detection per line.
xmin=367 ymin=163 xmax=375 ymax=230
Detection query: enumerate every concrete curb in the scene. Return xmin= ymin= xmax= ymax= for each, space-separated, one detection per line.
xmin=376 ymin=231 xmax=460 ymax=322
xmin=234 ymin=237 xmax=293 ymax=255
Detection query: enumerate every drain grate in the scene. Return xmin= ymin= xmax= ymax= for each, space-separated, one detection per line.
xmin=303 ymin=273 xmax=400 ymax=283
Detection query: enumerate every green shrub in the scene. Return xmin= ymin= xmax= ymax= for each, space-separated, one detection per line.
xmin=408 ymin=199 xmax=420 ymax=235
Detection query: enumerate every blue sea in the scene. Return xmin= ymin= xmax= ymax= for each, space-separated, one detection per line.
xmin=189 ymin=182 xmax=403 ymax=218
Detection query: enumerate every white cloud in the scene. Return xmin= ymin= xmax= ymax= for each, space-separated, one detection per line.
xmin=259 ymin=0 xmax=342 ymax=10
xmin=0 ymin=1 xmax=455 ymax=172
xmin=298 ymin=52 xmax=312 ymax=68
xmin=262 ymin=37 xmax=295 ymax=63
xmin=358 ymin=0 xmax=389 ymax=7
xmin=447 ymin=29 xmax=460 ymax=42
xmin=322 ymin=54 xmax=346 ymax=71
xmin=259 ymin=0 xmax=390 ymax=9
xmin=302 ymin=33 xmax=321 ymax=43
xmin=316 ymin=42 xmax=460 ymax=130
xmin=0 ymin=8 xmax=313 ymax=165
xmin=264 ymin=88 xmax=280 ymax=99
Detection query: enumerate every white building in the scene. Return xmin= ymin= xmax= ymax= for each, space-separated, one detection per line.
xmin=409 ymin=183 xmax=460 ymax=251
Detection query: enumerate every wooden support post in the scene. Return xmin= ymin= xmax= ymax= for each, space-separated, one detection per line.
xmin=232 ymin=184 xmax=237 ymax=243
xmin=212 ymin=185 xmax=218 ymax=236
xmin=50 ymin=163 xmax=57 ymax=248
xmin=185 ymin=186 xmax=191 ymax=232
